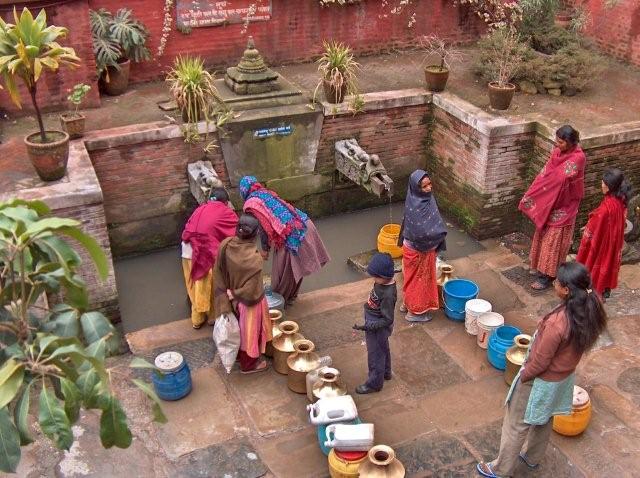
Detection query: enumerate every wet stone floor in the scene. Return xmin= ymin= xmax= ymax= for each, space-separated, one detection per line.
xmin=16 ymin=239 xmax=640 ymax=477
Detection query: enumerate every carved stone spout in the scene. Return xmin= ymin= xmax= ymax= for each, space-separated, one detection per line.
xmin=335 ymin=139 xmax=394 ymax=198
xmin=187 ymin=160 xmax=223 ymax=204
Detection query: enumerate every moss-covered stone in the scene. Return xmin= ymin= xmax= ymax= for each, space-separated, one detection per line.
xmin=266 ymin=173 xmax=333 ymax=202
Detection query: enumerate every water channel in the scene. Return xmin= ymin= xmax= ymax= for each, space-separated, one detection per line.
xmin=114 ymin=202 xmax=484 ymax=333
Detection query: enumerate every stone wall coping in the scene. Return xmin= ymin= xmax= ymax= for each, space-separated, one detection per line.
xmin=535 ymin=120 xmax=640 ymax=149
xmin=321 ymin=89 xmax=432 ymax=116
xmin=0 ymin=141 xmax=103 ymax=210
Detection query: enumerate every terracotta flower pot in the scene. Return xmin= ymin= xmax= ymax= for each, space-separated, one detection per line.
xmin=488 ymin=81 xmax=516 ymax=110
xmin=24 ymin=130 xmax=70 ymax=181
xmin=424 ymin=66 xmax=450 ymax=92
xmin=323 ymin=79 xmax=347 ymax=104
xmin=59 ymin=113 xmax=86 ymax=139
xmin=102 ymin=59 xmax=131 ymax=96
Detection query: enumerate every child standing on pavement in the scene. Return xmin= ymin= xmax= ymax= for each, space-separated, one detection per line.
xmin=353 ymin=253 xmax=397 ymax=394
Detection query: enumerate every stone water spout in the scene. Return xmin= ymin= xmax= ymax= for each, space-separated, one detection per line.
xmin=187 ymin=160 xmax=223 ymax=205
xmin=334 ymin=139 xmax=394 ymax=198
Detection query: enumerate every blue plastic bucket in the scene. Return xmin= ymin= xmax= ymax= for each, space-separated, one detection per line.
xmin=152 ymin=352 xmax=192 ymax=401
xmin=487 ymin=325 xmax=522 ymax=370
xmin=443 ymin=279 xmax=479 ymax=321
xmin=317 ymin=417 xmax=362 ymax=456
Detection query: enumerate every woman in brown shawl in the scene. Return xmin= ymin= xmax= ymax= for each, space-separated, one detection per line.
xmin=214 ymin=214 xmax=272 ymax=373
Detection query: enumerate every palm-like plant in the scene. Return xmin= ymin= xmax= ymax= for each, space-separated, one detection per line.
xmin=316 ymin=41 xmax=360 ymax=103
xmin=0 ymin=8 xmax=80 ymax=143
xmin=90 ymin=8 xmax=150 ymax=77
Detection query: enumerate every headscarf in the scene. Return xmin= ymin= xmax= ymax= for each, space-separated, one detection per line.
xmin=181 ymin=200 xmax=239 ymax=281
xmin=401 ymin=170 xmax=447 ymax=252
xmin=239 ymin=176 xmax=308 ymax=253
xmin=519 ymin=146 xmax=586 ymax=229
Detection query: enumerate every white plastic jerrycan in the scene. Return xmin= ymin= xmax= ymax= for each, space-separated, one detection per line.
xmin=307 ymin=395 xmax=358 ymax=426
xmin=324 ymin=423 xmax=374 ymax=452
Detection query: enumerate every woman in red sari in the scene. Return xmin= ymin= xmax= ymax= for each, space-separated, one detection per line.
xmin=577 ymin=168 xmax=631 ymax=298
xmin=398 ymin=170 xmax=447 ymax=322
xmin=519 ymin=125 xmax=586 ymax=290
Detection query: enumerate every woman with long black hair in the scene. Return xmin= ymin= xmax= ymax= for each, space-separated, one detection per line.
xmin=477 ymin=262 xmax=607 ymax=478
xmin=577 ymin=168 xmax=632 ymax=298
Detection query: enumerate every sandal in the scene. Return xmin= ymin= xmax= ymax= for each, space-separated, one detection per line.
xmin=241 ymin=359 xmax=269 ymax=375
xmin=530 ymin=278 xmax=551 ymax=290
xmin=519 ymin=453 xmax=539 ymax=469
xmin=399 ymin=304 xmax=408 ymax=313
xmin=192 ymin=323 xmax=203 ymax=330
xmin=476 ymin=462 xmax=500 ymax=478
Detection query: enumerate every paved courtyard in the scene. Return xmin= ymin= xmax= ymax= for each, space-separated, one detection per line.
xmin=15 ymin=239 xmax=640 ymax=477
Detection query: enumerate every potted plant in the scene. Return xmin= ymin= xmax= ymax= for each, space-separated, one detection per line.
xmin=316 ymin=41 xmax=360 ymax=104
xmin=0 ymin=7 xmax=80 ymax=181
xmin=60 ymin=83 xmax=91 ymax=139
xmin=90 ymin=8 xmax=150 ymax=96
xmin=420 ymin=34 xmax=464 ymax=92
xmin=483 ymin=27 xmax=526 ymax=110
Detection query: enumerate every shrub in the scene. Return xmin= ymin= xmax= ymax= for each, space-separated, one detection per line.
xmin=473 ymin=28 xmax=534 ymax=85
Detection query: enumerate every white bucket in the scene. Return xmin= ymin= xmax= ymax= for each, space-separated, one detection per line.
xmin=464 ymin=299 xmax=492 ymax=335
xmin=477 ymin=312 xmax=504 ymax=349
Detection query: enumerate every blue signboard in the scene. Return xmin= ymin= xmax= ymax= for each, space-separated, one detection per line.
xmin=253 ymin=124 xmax=293 ymax=139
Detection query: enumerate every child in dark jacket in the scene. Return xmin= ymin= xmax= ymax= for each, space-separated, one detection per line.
xmin=353 ymin=253 xmax=398 ymax=394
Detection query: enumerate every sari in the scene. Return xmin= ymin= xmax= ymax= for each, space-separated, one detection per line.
xmin=576 ymin=194 xmax=626 ymax=294
xmin=400 ymin=170 xmax=447 ymax=315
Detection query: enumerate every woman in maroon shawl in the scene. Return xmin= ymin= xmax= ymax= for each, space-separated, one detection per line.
xmin=577 ymin=168 xmax=631 ymax=298
xmin=519 ymin=125 xmax=586 ymax=290
xmin=181 ymin=188 xmax=239 ymax=328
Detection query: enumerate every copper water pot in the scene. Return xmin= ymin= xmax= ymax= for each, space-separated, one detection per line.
xmin=437 ymin=264 xmax=454 ymax=306
xmin=312 ymin=367 xmax=347 ymax=402
xmin=287 ymin=339 xmax=320 ymax=393
xmin=505 ymin=334 xmax=532 ymax=385
xmin=359 ymin=445 xmax=406 ymax=478
xmin=265 ymin=309 xmax=283 ymax=358
xmin=272 ymin=321 xmax=304 ymax=374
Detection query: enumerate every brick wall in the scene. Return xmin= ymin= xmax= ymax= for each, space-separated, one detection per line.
xmin=88 ymin=0 xmax=479 ymax=83
xmin=0 ymin=0 xmax=100 ymax=115
xmin=572 ymin=0 xmax=640 ymax=67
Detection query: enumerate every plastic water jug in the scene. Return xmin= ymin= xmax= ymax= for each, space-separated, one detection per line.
xmin=307 ymin=395 xmax=358 ymax=426
xmin=325 ymin=423 xmax=374 ymax=452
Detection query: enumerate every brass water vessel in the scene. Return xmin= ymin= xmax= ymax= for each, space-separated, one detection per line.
xmin=505 ymin=334 xmax=532 ymax=385
xmin=312 ymin=367 xmax=347 ymax=402
xmin=286 ymin=339 xmax=320 ymax=393
xmin=437 ymin=264 xmax=454 ymax=306
xmin=265 ymin=309 xmax=283 ymax=358
xmin=359 ymin=445 xmax=406 ymax=478
xmin=272 ymin=321 xmax=304 ymax=374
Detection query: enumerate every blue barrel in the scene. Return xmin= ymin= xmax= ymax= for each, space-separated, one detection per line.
xmin=443 ymin=279 xmax=479 ymax=321
xmin=152 ymin=351 xmax=192 ymax=401
xmin=487 ymin=325 xmax=522 ymax=370
xmin=317 ymin=417 xmax=362 ymax=456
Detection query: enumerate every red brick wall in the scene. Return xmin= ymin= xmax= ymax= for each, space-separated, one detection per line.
xmin=88 ymin=0 xmax=479 ymax=83
xmin=0 ymin=0 xmax=100 ymax=115
xmin=573 ymin=0 xmax=640 ymax=66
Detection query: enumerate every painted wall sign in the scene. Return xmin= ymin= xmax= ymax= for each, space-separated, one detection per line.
xmin=253 ymin=125 xmax=293 ymax=139
xmin=176 ymin=0 xmax=272 ymax=29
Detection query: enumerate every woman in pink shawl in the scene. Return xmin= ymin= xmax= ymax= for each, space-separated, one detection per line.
xmin=519 ymin=125 xmax=586 ymax=290
xmin=181 ymin=188 xmax=239 ymax=328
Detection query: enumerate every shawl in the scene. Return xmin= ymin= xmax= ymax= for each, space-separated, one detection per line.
xmin=519 ymin=146 xmax=586 ymax=230
xmin=400 ymin=170 xmax=447 ymax=252
xmin=213 ymin=236 xmax=265 ymax=315
xmin=239 ymin=175 xmax=308 ymax=253
xmin=181 ymin=201 xmax=239 ymax=281
xmin=576 ymin=194 xmax=626 ymax=293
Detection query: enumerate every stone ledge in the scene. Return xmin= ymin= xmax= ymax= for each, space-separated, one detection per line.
xmin=321 ymin=88 xmax=432 ymax=116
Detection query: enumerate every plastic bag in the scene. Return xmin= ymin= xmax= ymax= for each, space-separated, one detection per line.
xmin=212 ymin=312 xmax=240 ymax=373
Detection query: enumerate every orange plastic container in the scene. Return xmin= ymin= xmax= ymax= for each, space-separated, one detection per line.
xmin=377 ymin=224 xmax=403 ymax=259
xmin=553 ymin=385 xmax=592 ymax=436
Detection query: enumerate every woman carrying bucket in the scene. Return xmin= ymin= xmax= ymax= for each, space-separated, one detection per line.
xmin=477 ymin=262 xmax=607 ymax=478
xmin=519 ymin=125 xmax=586 ymax=291
xmin=397 ymin=170 xmax=447 ymax=322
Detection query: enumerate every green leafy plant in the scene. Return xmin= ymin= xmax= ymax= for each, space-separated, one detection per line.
xmin=315 ymin=40 xmax=360 ymax=103
xmin=0 ymin=7 xmax=80 ymax=143
xmin=66 ymin=83 xmax=91 ymax=118
xmin=89 ymin=8 xmax=150 ymax=77
xmin=0 ymin=199 xmax=166 ymax=473
xmin=474 ymin=27 xmax=531 ymax=87
xmin=165 ymin=55 xmax=230 ymax=144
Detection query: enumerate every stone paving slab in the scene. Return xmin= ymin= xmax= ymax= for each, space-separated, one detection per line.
xmin=394 ymin=432 xmax=476 ymax=476
xmin=465 ymin=269 xmax=525 ymax=313
xmin=501 ymin=266 xmax=552 ymax=297
xmin=126 ymin=318 xmax=211 ymax=354
xmin=156 ymin=367 xmax=245 ymax=459
xmin=293 ymin=302 xmax=365 ymax=351
xmin=134 ymin=338 xmax=216 ymax=380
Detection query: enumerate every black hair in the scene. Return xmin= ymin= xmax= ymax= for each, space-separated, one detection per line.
xmin=603 ymin=168 xmax=632 ymax=205
xmin=555 ymin=125 xmax=580 ymax=146
xmin=556 ymin=262 xmax=607 ymax=355
xmin=209 ymin=187 xmax=229 ymax=203
xmin=236 ymin=214 xmax=259 ymax=240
